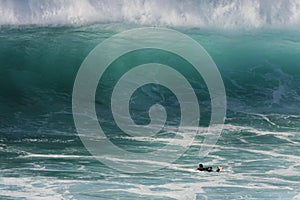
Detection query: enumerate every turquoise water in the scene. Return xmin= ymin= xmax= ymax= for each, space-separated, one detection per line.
xmin=0 ymin=24 xmax=299 ymax=199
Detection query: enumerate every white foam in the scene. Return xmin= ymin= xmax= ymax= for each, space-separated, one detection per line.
xmin=120 ymin=175 xmax=294 ymax=199
xmin=0 ymin=177 xmax=68 ymax=200
xmin=1 ymin=0 xmax=300 ymax=29
xmin=1 ymin=163 xmax=297 ymax=199
xmin=21 ymin=153 xmax=93 ymax=159
xmin=293 ymin=194 xmax=300 ymax=200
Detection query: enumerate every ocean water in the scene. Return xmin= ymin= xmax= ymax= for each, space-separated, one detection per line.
xmin=1 ymin=1 xmax=300 ymax=200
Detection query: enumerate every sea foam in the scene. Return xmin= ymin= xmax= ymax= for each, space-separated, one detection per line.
xmin=1 ymin=0 xmax=300 ymax=29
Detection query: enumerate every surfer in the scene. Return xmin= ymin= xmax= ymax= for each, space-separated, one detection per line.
xmin=196 ymin=164 xmax=223 ymax=172
xmin=216 ymin=166 xmax=224 ymax=172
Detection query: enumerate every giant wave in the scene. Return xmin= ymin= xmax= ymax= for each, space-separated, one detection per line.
xmin=1 ymin=1 xmax=300 ymax=199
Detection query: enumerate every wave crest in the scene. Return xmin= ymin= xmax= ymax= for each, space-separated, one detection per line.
xmin=1 ymin=0 xmax=300 ymax=29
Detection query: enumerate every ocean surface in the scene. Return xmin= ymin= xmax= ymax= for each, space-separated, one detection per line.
xmin=1 ymin=0 xmax=300 ymax=199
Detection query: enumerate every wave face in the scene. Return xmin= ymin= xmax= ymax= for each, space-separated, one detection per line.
xmin=0 ymin=26 xmax=299 ymax=130
xmin=1 ymin=0 xmax=300 ymax=29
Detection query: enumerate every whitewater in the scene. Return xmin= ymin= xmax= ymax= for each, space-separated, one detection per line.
xmin=0 ymin=0 xmax=300 ymax=200
xmin=0 ymin=0 xmax=300 ymax=29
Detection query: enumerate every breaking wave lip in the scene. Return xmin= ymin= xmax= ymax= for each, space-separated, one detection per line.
xmin=1 ymin=0 xmax=300 ymax=29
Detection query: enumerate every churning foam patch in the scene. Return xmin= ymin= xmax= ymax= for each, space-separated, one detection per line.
xmin=1 ymin=0 xmax=300 ymax=29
